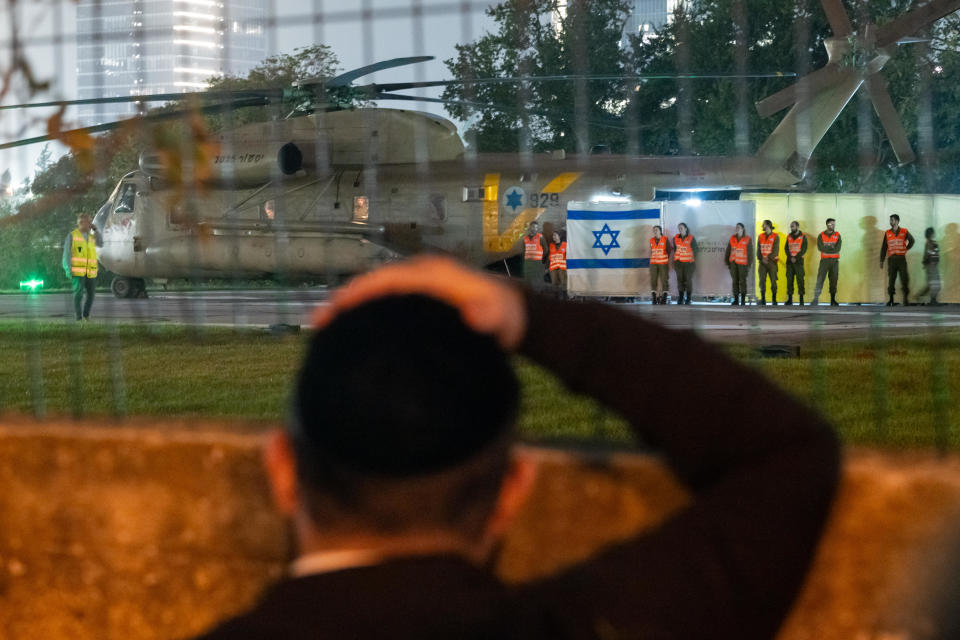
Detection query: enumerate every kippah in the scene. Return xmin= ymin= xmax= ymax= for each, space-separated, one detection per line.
xmin=292 ymin=295 xmax=519 ymax=476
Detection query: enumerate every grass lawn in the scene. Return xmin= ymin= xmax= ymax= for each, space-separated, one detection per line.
xmin=0 ymin=321 xmax=957 ymax=449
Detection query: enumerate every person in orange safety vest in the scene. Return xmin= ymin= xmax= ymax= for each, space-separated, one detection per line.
xmin=784 ymin=221 xmax=808 ymax=306
xmin=547 ymin=230 xmax=567 ymax=297
xmin=879 ymin=214 xmax=915 ymax=306
xmin=648 ymin=226 xmax=671 ymax=304
xmin=724 ymin=222 xmax=753 ymax=306
xmin=522 ymin=221 xmax=547 ymax=292
xmin=672 ymin=222 xmax=697 ymax=305
xmin=756 ymin=220 xmax=780 ymax=306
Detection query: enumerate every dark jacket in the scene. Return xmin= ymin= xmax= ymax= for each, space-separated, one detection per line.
xmin=193 ymin=293 xmax=839 ymax=640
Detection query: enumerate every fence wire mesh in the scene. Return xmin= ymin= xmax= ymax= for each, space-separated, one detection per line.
xmin=0 ymin=0 xmax=958 ymax=448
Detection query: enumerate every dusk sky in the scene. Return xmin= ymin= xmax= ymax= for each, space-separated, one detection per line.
xmin=0 ymin=0 xmax=496 ymax=185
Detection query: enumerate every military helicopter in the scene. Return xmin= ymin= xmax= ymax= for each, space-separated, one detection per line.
xmin=2 ymin=0 xmax=957 ymax=298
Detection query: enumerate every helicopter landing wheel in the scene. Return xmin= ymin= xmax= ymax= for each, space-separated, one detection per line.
xmin=111 ymin=276 xmax=133 ymax=298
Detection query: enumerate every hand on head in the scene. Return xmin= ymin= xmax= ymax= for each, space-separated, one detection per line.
xmin=314 ymin=256 xmax=528 ymax=350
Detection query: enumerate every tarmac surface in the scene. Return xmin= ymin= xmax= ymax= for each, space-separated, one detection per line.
xmin=2 ymin=288 xmax=959 ymax=342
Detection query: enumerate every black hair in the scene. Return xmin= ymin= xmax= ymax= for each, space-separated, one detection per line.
xmin=762 ymin=219 xmax=774 ymax=229
xmin=736 ymin=222 xmax=745 ymax=231
xmin=290 ymin=295 xmax=520 ymax=533
xmin=653 ymin=225 xmax=662 ymax=233
xmin=890 ymin=214 xmax=900 ymax=223
xmin=926 ymin=227 xmax=935 ymax=239
xmin=826 ymin=218 xmax=836 ymax=225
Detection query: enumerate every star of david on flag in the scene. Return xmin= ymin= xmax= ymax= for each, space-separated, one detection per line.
xmin=566 ymin=200 xmax=662 ymax=296
xmin=592 ymin=224 xmax=621 ymax=255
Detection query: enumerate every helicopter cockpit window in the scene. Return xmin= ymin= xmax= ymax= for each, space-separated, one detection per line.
xmin=115 ymin=183 xmax=136 ymax=214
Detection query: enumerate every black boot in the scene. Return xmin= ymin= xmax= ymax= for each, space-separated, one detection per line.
xmin=772 ymin=295 xmax=778 ymax=306
xmin=759 ymin=295 xmax=766 ymax=306
xmin=684 ymin=292 xmax=691 ymax=305
xmin=931 ymin=295 xmax=939 ymax=305
xmin=731 ymin=293 xmax=739 ymax=306
xmin=676 ymin=292 xmax=684 ymax=304
xmin=660 ymin=293 xmax=668 ymax=305
xmin=902 ymin=291 xmax=910 ymax=307
xmin=785 ymin=295 xmax=793 ymax=306
xmin=651 ymin=291 xmax=659 ymax=304
xmin=830 ymin=294 xmax=838 ymax=307
xmin=799 ymin=295 xmax=805 ymax=307
xmin=886 ymin=294 xmax=896 ymax=307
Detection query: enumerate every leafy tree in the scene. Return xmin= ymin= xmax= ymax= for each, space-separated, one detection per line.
xmin=444 ymin=0 xmax=960 ymax=193
xmin=443 ymin=0 xmax=632 ymax=153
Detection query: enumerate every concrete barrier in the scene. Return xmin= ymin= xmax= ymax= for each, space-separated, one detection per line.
xmin=2 ymin=416 xmax=959 ymax=639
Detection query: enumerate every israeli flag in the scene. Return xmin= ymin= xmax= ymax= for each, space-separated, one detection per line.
xmin=567 ymin=201 xmax=662 ymax=296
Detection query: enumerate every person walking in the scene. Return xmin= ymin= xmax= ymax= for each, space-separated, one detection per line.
xmin=673 ymin=222 xmax=697 ymax=305
xmin=725 ymin=223 xmax=753 ymax=306
xmin=915 ymin=227 xmax=941 ymax=305
xmin=547 ymin=231 xmax=568 ymax=298
xmin=648 ymin=226 xmax=670 ymax=304
xmin=784 ymin=221 xmax=808 ymax=306
xmin=756 ymin=220 xmax=780 ymax=306
xmin=879 ymin=214 xmax=915 ymax=307
xmin=522 ymin=221 xmax=547 ymax=292
xmin=62 ymin=213 xmax=99 ymax=322
xmin=812 ymin=218 xmax=841 ymax=307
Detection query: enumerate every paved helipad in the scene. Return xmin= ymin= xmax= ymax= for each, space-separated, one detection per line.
xmin=1 ymin=289 xmax=957 ymax=342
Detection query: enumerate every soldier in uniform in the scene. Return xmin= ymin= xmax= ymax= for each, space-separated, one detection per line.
xmin=756 ymin=220 xmax=780 ymax=306
xmin=812 ymin=218 xmax=841 ymax=306
xmin=724 ymin=222 xmax=753 ymax=306
xmin=879 ymin=214 xmax=915 ymax=306
xmin=672 ymin=222 xmax=697 ymax=305
xmin=648 ymin=226 xmax=670 ymax=304
xmin=522 ymin=221 xmax=547 ymax=292
xmin=916 ymin=227 xmax=941 ymax=305
xmin=785 ymin=220 xmax=807 ymax=306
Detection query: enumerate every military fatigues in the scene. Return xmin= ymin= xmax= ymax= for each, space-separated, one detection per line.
xmin=523 ymin=232 xmax=547 ymax=292
xmin=648 ymin=235 xmax=670 ymax=303
xmin=673 ymin=233 xmax=697 ymax=305
xmin=880 ymin=227 xmax=915 ymax=304
xmin=756 ymin=232 xmax=780 ymax=304
xmin=812 ymin=231 xmax=841 ymax=305
xmin=916 ymin=239 xmax=941 ymax=303
xmin=724 ymin=234 xmax=753 ymax=305
xmin=785 ymin=232 xmax=808 ymax=303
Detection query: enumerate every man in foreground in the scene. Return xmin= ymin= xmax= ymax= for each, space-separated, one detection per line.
xmin=194 ymin=256 xmax=839 ymax=640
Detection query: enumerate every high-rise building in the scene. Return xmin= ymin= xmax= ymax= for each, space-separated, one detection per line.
xmin=622 ymin=0 xmax=680 ymax=44
xmin=76 ymin=0 xmax=267 ymax=126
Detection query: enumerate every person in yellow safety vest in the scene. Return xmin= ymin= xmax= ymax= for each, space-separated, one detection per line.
xmin=522 ymin=221 xmax=547 ymax=292
xmin=756 ymin=220 xmax=780 ymax=306
xmin=879 ymin=213 xmax=915 ymax=307
xmin=724 ymin=222 xmax=753 ymax=306
xmin=648 ymin=225 xmax=670 ymax=305
xmin=547 ymin=231 xmax=567 ymax=298
xmin=784 ymin=220 xmax=808 ymax=306
xmin=812 ymin=218 xmax=841 ymax=306
xmin=61 ymin=212 xmax=100 ymax=321
xmin=672 ymin=222 xmax=697 ymax=305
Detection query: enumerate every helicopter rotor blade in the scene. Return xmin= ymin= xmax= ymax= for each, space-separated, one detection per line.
xmin=361 ymin=71 xmax=800 ymax=94
xmin=875 ymin=0 xmax=960 ymax=47
xmin=866 ymin=72 xmax=916 ymax=165
xmin=0 ymin=90 xmax=283 ymax=112
xmin=755 ymin=65 xmax=854 ymax=117
xmin=819 ymin=0 xmax=854 ymax=37
xmin=323 ymin=56 xmax=435 ymax=88
xmin=0 ymin=97 xmax=268 ymax=151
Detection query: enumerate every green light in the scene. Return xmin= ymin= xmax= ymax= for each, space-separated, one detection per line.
xmin=19 ymin=278 xmax=44 ymax=291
